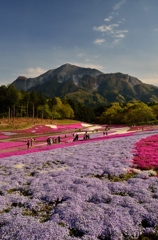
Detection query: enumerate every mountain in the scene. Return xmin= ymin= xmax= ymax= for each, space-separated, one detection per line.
xmin=12 ymin=63 xmax=102 ymax=91
xmin=12 ymin=63 xmax=158 ymax=106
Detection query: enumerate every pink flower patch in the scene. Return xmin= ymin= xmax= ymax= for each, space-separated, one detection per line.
xmin=133 ymin=134 xmax=158 ymax=171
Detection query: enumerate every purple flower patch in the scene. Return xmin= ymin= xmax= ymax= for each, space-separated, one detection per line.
xmin=0 ymin=131 xmax=158 ymax=239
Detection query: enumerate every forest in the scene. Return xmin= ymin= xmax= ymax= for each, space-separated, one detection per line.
xmin=0 ymin=84 xmax=158 ymax=126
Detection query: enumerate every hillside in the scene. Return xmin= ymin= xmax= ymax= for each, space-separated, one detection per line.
xmin=12 ymin=63 xmax=158 ymax=106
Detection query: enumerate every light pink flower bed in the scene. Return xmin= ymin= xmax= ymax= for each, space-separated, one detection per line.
xmin=13 ymin=123 xmax=83 ymax=135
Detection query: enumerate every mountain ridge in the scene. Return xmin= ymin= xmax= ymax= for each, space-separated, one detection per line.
xmin=11 ymin=63 xmax=158 ymax=106
xmin=12 ymin=63 xmax=103 ymax=91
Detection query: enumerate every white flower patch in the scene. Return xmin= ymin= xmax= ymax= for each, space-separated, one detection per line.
xmin=45 ymin=124 xmax=57 ymax=129
xmin=81 ymin=123 xmax=92 ymax=127
xmin=13 ymin=163 xmax=25 ymax=169
xmin=2 ymin=132 xmax=17 ymax=136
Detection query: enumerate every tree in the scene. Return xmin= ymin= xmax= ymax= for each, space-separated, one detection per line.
xmin=38 ymin=104 xmax=52 ymax=119
xmin=59 ymin=103 xmax=74 ymax=119
xmin=151 ymin=104 xmax=158 ymax=119
xmin=21 ymin=92 xmax=31 ymax=120
xmin=6 ymin=85 xmax=20 ymax=123
xmin=67 ymin=99 xmax=95 ymax=122
xmin=123 ymin=102 xmax=156 ymax=125
xmin=48 ymin=97 xmax=57 ymax=120
xmin=29 ymin=91 xmax=39 ymax=122
xmin=0 ymin=85 xmax=8 ymax=116
xmin=99 ymin=102 xmax=123 ymax=124
xmin=37 ymin=93 xmax=47 ymax=119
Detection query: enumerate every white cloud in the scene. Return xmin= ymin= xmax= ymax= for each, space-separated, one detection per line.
xmin=114 ymin=29 xmax=128 ymax=39
xmin=72 ymin=62 xmax=104 ymax=72
xmin=81 ymin=63 xmax=104 ymax=71
xmin=104 ymin=16 xmax=113 ymax=22
xmin=115 ymin=33 xmax=125 ymax=38
xmin=93 ymin=24 xmax=119 ymax=33
xmin=21 ymin=67 xmax=46 ymax=78
xmin=94 ymin=39 xmax=106 ymax=45
xmin=113 ymin=0 xmax=126 ymax=11
xmin=93 ymin=23 xmax=128 ymax=39
xmin=141 ymin=78 xmax=158 ymax=86
xmin=93 ymin=0 xmax=127 ymax=45
xmin=77 ymin=53 xmax=85 ymax=57
xmin=93 ymin=20 xmax=128 ymax=45
xmin=112 ymin=39 xmax=120 ymax=44
xmin=115 ymin=29 xmax=128 ymax=34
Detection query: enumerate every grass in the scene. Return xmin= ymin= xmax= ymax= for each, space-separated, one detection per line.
xmin=92 ymin=171 xmax=137 ymax=182
xmin=0 ymin=117 xmax=80 ymax=130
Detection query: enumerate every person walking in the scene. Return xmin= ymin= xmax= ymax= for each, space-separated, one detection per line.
xmin=30 ymin=138 xmax=34 ymax=147
xmin=58 ymin=136 xmax=61 ymax=143
xmin=49 ymin=137 xmax=53 ymax=145
xmin=47 ymin=137 xmax=50 ymax=145
xmin=26 ymin=140 xmax=30 ymax=149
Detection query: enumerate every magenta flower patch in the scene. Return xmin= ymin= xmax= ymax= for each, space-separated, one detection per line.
xmin=133 ymin=134 xmax=158 ymax=171
xmin=0 ymin=141 xmax=24 ymax=150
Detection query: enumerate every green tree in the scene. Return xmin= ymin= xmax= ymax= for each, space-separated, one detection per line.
xmin=59 ymin=103 xmax=74 ymax=119
xmin=123 ymin=102 xmax=156 ymax=125
xmin=48 ymin=97 xmax=58 ymax=120
xmin=0 ymin=85 xmax=8 ymax=116
xmin=67 ymin=99 xmax=95 ymax=122
xmin=99 ymin=102 xmax=123 ymax=124
xmin=38 ymin=104 xmax=52 ymax=119
xmin=151 ymin=104 xmax=158 ymax=120
xmin=29 ymin=91 xmax=39 ymax=121
xmin=6 ymin=85 xmax=20 ymax=123
xmin=36 ymin=93 xmax=47 ymax=119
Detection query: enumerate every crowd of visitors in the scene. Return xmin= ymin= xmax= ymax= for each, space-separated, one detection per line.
xmin=83 ymin=132 xmax=90 ymax=140
xmin=26 ymin=128 xmax=109 ymax=149
xmin=73 ymin=132 xmax=90 ymax=141
xmin=47 ymin=136 xmax=61 ymax=145
xmin=26 ymin=138 xmax=35 ymax=149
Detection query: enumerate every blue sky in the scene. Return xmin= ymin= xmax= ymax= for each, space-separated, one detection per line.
xmin=1 ymin=0 xmax=158 ymax=86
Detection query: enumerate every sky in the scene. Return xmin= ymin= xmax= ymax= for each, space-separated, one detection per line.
xmin=1 ymin=0 xmax=158 ymax=86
